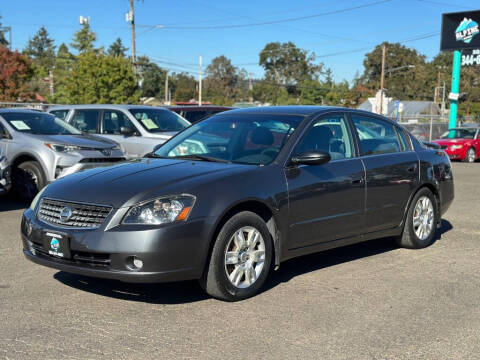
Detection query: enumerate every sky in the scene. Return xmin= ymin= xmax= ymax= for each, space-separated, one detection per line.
xmin=1 ymin=0 xmax=477 ymax=84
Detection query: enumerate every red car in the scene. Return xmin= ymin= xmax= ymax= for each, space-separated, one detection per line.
xmin=433 ymin=126 xmax=480 ymax=163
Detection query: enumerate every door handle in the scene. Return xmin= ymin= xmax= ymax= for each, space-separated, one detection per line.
xmin=351 ymin=178 xmax=364 ymax=184
xmin=407 ymin=164 xmax=417 ymax=173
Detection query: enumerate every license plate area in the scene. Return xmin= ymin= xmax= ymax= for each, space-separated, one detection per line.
xmin=42 ymin=231 xmax=71 ymax=259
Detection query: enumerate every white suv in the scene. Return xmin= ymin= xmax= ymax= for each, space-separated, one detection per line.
xmin=48 ymin=105 xmax=191 ymax=159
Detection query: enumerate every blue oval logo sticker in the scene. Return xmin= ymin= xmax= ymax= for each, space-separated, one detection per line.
xmin=50 ymin=238 xmax=60 ymax=251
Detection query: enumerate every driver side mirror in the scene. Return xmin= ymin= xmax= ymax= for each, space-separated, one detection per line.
xmin=0 ymin=127 xmax=10 ymax=139
xmin=120 ymin=126 xmax=136 ymax=136
xmin=291 ymin=150 xmax=331 ymax=166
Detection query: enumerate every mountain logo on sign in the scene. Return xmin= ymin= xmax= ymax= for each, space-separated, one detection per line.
xmin=455 ymin=17 xmax=479 ymax=44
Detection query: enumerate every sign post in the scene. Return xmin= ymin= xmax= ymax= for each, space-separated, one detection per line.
xmin=449 ymin=50 xmax=461 ymax=130
xmin=440 ymin=10 xmax=480 ymax=130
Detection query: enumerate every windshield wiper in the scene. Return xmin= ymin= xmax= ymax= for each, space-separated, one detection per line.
xmin=172 ymin=154 xmax=231 ymax=163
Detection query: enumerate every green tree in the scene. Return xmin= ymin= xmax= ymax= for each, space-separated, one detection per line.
xmin=171 ymin=73 xmax=197 ymax=102
xmin=108 ymin=38 xmax=128 ymax=57
xmin=136 ymin=56 xmax=166 ymax=98
xmin=252 ymin=80 xmax=293 ymax=105
xmin=24 ymin=26 xmax=56 ymax=70
xmin=64 ymin=52 xmax=139 ymax=104
xmin=0 ymin=15 xmax=9 ymax=47
xmin=71 ymin=23 xmax=96 ymax=53
xmin=259 ymin=42 xmax=324 ymax=93
xmin=205 ymin=55 xmax=244 ymax=105
xmin=50 ymin=43 xmax=75 ymax=103
xmin=0 ymin=47 xmax=34 ymax=101
xmin=358 ymin=42 xmax=428 ymax=100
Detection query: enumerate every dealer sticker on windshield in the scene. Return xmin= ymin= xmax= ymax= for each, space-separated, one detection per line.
xmin=10 ymin=120 xmax=31 ymax=131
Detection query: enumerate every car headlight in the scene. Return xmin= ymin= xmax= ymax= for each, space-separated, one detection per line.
xmin=450 ymin=144 xmax=463 ymax=150
xmin=122 ymin=195 xmax=195 ymax=225
xmin=45 ymin=143 xmax=81 ymax=152
xmin=29 ymin=186 xmax=47 ymax=211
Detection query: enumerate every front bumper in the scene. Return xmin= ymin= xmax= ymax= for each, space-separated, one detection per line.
xmin=21 ymin=208 xmax=212 ymax=283
xmin=0 ymin=162 xmax=11 ymax=194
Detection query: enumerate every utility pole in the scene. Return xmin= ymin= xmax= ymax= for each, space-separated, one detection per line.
xmin=128 ymin=0 xmax=136 ymax=72
xmin=249 ymin=73 xmax=253 ymax=104
xmin=379 ymin=44 xmax=386 ymax=115
xmin=164 ymin=71 xmax=169 ymax=105
xmin=198 ymin=55 xmax=202 ymax=106
xmin=436 ymin=67 xmax=441 ymax=103
xmin=49 ymin=70 xmax=54 ymax=97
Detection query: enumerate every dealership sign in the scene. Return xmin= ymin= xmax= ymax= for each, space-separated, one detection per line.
xmin=441 ymin=10 xmax=480 ymax=51
xmin=461 ymin=49 xmax=480 ymax=66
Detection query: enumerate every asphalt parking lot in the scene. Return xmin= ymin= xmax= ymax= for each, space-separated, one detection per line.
xmin=0 ymin=162 xmax=479 ymax=360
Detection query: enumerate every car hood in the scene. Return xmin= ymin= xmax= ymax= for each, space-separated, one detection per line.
xmin=432 ymin=139 xmax=471 ymax=146
xmin=143 ymin=131 xmax=178 ymax=140
xmin=42 ymin=158 xmax=250 ymax=208
xmin=29 ymin=134 xmax=117 ymax=149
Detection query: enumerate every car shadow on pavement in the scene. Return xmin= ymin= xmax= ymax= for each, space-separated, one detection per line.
xmin=0 ymin=194 xmax=27 ymax=212
xmin=53 ymin=219 xmax=453 ymax=304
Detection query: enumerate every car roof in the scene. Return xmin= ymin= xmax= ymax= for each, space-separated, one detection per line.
xmin=166 ymin=105 xmax=234 ymax=110
xmin=48 ymin=104 xmax=171 ymax=111
xmin=0 ymin=108 xmax=47 ymax=114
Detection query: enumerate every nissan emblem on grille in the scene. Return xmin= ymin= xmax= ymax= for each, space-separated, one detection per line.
xmin=59 ymin=206 xmax=72 ymax=222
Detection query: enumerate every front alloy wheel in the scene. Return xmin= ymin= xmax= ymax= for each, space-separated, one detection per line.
xmin=224 ymin=226 xmax=266 ymax=288
xmin=465 ymin=148 xmax=476 ymax=163
xmin=412 ymin=196 xmax=434 ymax=241
xmin=200 ymin=211 xmax=273 ymax=301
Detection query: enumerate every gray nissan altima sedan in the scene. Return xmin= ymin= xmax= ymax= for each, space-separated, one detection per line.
xmin=21 ymin=106 xmax=454 ymax=301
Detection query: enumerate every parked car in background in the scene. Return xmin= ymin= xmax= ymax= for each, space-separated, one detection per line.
xmin=0 ymin=147 xmax=11 ymax=195
xmin=432 ymin=126 xmax=480 ymax=163
xmin=166 ymin=105 xmax=233 ymax=124
xmin=48 ymin=105 xmax=191 ymax=159
xmin=22 ymin=106 xmax=454 ymax=301
xmin=0 ymin=109 xmax=125 ymax=201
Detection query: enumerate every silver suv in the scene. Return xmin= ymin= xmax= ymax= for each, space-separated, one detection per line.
xmin=0 ymin=109 xmax=125 ymax=201
xmin=48 ymin=105 xmax=191 ymax=159
xmin=0 ymin=146 xmax=11 ymax=195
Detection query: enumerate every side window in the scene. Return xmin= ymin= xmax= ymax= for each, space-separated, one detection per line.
xmin=102 ymin=110 xmax=135 ymax=135
xmin=71 ymin=110 xmax=100 ymax=134
xmin=352 ymin=115 xmax=401 ymax=156
xmin=50 ymin=110 xmax=69 ymax=120
xmin=295 ymin=114 xmax=353 ymax=160
xmin=397 ymin=128 xmax=412 ymax=151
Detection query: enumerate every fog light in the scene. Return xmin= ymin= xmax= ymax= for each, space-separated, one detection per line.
xmin=133 ymin=258 xmax=143 ymax=269
xmin=127 ymin=256 xmax=143 ymax=270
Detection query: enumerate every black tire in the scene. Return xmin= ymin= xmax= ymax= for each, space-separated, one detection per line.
xmin=396 ymin=187 xmax=438 ymax=249
xmin=464 ymin=147 xmax=476 ymax=163
xmin=200 ymin=211 xmax=273 ymax=301
xmin=13 ymin=161 xmax=46 ymax=203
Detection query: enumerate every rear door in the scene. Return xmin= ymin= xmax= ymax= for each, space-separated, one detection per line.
xmin=350 ymin=113 xmax=419 ymax=233
xmin=286 ymin=112 xmax=366 ymax=249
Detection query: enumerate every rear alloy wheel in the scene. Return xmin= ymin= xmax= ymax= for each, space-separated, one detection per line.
xmin=200 ymin=211 xmax=272 ymax=301
xmin=13 ymin=161 xmax=46 ymax=203
xmin=396 ymin=188 xmax=438 ymax=249
xmin=465 ymin=147 xmax=476 ymax=163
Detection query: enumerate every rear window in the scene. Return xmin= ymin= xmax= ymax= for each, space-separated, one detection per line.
xmin=129 ymin=108 xmax=190 ymax=133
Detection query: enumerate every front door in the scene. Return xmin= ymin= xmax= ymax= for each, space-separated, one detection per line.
xmin=286 ymin=113 xmax=366 ymax=250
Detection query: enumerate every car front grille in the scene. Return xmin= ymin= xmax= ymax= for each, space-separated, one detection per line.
xmin=37 ymin=198 xmax=112 ymax=229
xmin=30 ymin=243 xmax=111 ymax=267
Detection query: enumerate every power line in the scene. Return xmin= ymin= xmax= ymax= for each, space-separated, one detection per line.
xmin=416 ymin=0 xmax=473 ymax=9
xmin=143 ymin=0 xmax=392 ymax=30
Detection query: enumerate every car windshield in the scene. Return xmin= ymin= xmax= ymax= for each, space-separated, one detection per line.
xmin=2 ymin=112 xmax=81 ymax=135
xmin=154 ymin=113 xmax=304 ymax=165
xmin=440 ymin=128 xmax=477 ymax=139
xmin=129 ymin=108 xmax=190 ymax=133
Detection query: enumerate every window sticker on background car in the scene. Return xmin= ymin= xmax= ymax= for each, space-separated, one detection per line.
xmin=142 ymin=119 xmax=159 ymax=130
xmin=10 ymin=120 xmax=31 ymax=131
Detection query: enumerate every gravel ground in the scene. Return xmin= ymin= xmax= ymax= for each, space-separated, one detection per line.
xmin=1 ymin=162 xmax=479 ymax=360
